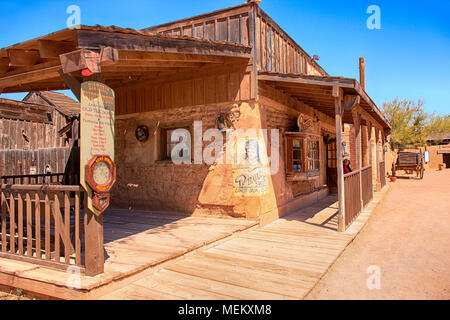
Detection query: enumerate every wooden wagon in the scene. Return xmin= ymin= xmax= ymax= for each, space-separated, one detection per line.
xmin=392 ymin=151 xmax=425 ymax=179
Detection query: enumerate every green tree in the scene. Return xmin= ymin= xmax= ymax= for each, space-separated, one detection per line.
xmin=382 ymin=98 xmax=450 ymax=149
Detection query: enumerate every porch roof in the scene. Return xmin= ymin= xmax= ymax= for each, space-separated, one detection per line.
xmin=0 ymin=25 xmax=252 ymax=94
xmin=258 ymin=72 xmax=391 ymax=133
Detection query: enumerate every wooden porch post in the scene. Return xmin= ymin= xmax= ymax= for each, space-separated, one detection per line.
xmin=84 ymin=196 xmax=104 ymax=276
xmin=333 ymin=86 xmax=345 ymax=232
xmin=375 ymin=127 xmax=381 ymax=191
xmin=352 ymin=110 xmax=363 ymax=209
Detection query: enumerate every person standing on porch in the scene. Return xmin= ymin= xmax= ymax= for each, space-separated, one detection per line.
xmin=343 ymin=159 xmax=352 ymax=174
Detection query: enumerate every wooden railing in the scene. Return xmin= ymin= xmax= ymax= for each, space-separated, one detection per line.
xmin=344 ymin=170 xmax=361 ymax=228
xmin=0 ymin=184 xmax=88 ymax=272
xmin=1 ymin=173 xmax=79 ymax=185
xmin=379 ymin=161 xmax=386 ymax=188
xmin=361 ymin=166 xmax=373 ymax=208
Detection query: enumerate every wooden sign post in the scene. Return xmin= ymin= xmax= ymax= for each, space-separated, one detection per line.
xmin=80 ymin=81 xmax=115 ymax=276
xmin=80 ymin=81 xmax=115 ymax=215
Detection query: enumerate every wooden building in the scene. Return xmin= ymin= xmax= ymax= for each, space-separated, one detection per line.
xmin=0 ymin=92 xmax=79 ymax=182
xmin=0 ymin=1 xmax=390 ymax=278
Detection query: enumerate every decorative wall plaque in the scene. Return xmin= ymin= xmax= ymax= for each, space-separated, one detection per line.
xmin=135 ymin=125 xmax=149 ymax=142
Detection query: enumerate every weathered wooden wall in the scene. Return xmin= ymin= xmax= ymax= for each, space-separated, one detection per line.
xmin=255 ymin=9 xmax=326 ymax=76
xmin=0 ymin=117 xmax=67 ymax=151
xmin=0 ymin=146 xmax=78 ymax=177
xmin=143 ymin=4 xmax=252 ymax=46
xmin=0 ymin=98 xmax=75 ymax=177
xmin=114 ymin=68 xmax=252 ymax=116
xmin=144 ymin=3 xmax=327 ymax=79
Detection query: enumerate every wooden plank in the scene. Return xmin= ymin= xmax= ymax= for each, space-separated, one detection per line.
xmin=44 ymin=193 xmax=50 ymax=260
xmin=76 ymin=30 xmax=252 ymax=57
xmin=155 ymin=269 xmax=293 ymax=300
xmin=84 ymin=202 xmax=104 ymax=276
xmin=74 ymin=191 xmax=81 ymax=266
xmin=26 ymin=192 xmax=32 ymax=257
xmin=9 ymin=193 xmax=15 ymax=254
xmin=34 ymin=192 xmax=41 ymax=259
xmin=165 ymin=257 xmax=310 ymax=299
xmin=7 ymin=49 xmax=41 ymax=67
xmin=1 ymin=191 xmax=6 ymax=252
xmin=38 ymin=40 xmax=77 ymax=59
xmin=17 ymin=193 xmax=23 ymax=255
xmin=53 ymin=194 xmax=60 ymax=262
xmin=64 ymin=191 xmax=70 ymax=264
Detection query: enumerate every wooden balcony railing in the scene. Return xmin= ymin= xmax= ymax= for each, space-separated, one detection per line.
xmin=1 ymin=173 xmax=79 ymax=186
xmin=379 ymin=161 xmax=386 ymax=188
xmin=0 ymin=184 xmax=94 ymax=273
xmin=361 ymin=166 xmax=373 ymax=208
xmin=344 ymin=169 xmax=361 ymax=228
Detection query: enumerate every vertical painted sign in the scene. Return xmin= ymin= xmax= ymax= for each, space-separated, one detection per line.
xmin=80 ymin=81 xmax=115 ymax=215
xmin=232 ymin=137 xmax=268 ymax=195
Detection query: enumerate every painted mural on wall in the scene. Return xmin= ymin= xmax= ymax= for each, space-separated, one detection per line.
xmin=232 ymin=137 xmax=269 ymax=195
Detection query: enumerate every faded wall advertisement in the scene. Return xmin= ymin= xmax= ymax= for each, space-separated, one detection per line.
xmin=232 ymin=137 xmax=269 ymax=195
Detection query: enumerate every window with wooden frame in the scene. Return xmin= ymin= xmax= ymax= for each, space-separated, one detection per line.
xmin=285 ymin=132 xmax=321 ymax=180
xmin=159 ymin=125 xmax=192 ymax=161
xmin=327 ymin=139 xmax=337 ymax=169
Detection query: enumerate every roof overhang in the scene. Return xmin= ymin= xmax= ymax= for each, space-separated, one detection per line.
xmin=0 ymin=26 xmax=251 ymax=94
xmin=258 ymin=72 xmax=391 ymax=133
xmin=0 ymin=98 xmax=52 ymax=123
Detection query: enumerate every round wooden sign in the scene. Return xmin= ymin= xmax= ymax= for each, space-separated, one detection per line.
xmin=85 ymin=155 xmax=116 ymax=194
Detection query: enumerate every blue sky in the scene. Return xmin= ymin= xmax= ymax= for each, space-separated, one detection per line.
xmin=1 ymin=0 xmax=449 ymax=115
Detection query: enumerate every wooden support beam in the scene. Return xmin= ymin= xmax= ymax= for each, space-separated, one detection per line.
xmin=334 ymin=87 xmax=346 ymax=232
xmin=355 ymin=104 xmax=383 ymax=130
xmin=59 ymin=49 xmax=101 ymax=74
xmin=58 ymin=69 xmax=81 ymax=101
xmin=375 ymin=127 xmax=381 ymax=191
xmin=76 ymin=30 xmax=252 ymax=58
xmin=59 ymin=47 xmax=119 ymax=75
xmin=84 ymin=203 xmax=104 ymax=277
xmin=352 ymin=110 xmax=363 ymax=208
xmin=0 ymin=61 xmax=61 ymax=88
xmin=38 ymin=40 xmax=77 ymax=59
xmin=112 ymin=60 xmax=207 ymax=68
xmin=7 ymin=49 xmax=41 ymax=67
xmin=117 ymin=51 xmax=231 ymax=63
xmin=0 ymin=58 xmax=9 ymax=74
xmin=343 ymin=94 xmax=360 ymax=110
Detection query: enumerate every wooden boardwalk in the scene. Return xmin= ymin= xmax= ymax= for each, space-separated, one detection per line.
xmin=101 ymin=195 xmax=362 ymax=300
xmin=0 ymin=210 xmax=257 ymax=299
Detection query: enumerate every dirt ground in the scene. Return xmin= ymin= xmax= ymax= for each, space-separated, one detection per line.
xmin=307 ymin=169 xmax=450 ymax=300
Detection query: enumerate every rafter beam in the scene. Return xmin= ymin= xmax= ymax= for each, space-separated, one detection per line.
xmin=38 ymin=40 xmax=77 ymax=59
xmin=0 ymin=58 xmax=9 ymax=74
xmin=117 ymin=51 xmax=234 ymax=63
xmin=0 ymin=61 xmax=61 ymax=88
xmin=7 ymin=49 xmax=41 ymax=67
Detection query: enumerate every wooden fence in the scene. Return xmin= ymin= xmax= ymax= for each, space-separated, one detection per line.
xmin=0 ymin=184 xmax=93 ymax=272
xmin=379 ymin=161 xmax=386 ymax=188
xmin=1 ymin=173 xmax=79 ymax=185
xmin=344 ymin=170 xmax=361 ymax=228
xmin=361 ymin=166 xmax=373 ymax=208
xmin=0 ymin=147 xmax=79 ymax=178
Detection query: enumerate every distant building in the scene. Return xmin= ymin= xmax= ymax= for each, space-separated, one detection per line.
xmin=425 ymin=133 xmax=450 ymax=169
xmin=0 ymin=91 xmax=79 ymax=178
